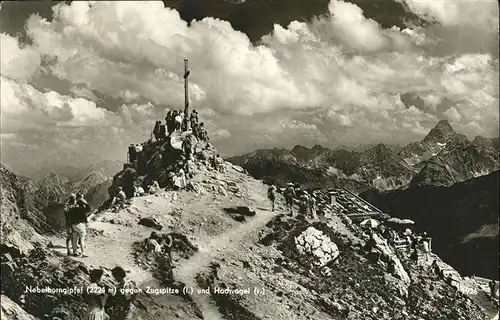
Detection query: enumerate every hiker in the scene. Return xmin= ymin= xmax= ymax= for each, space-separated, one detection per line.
xmin=128 ymin=144 xmax=136 ymax=164
xmin=430 ymin=260 xmax=440 ymax=277
xmin=148 ymin=180 xmax=160 ymax=194
xmin=410 ymin=248 xmax=419 ymax=263
xmin=161 ymin=234 xmax=174 ymax=267
xmin=133 ymin=144 xmax=142 ymax=172
xmin=284 ymin=183 xmax=296 ymax=215
xmin=84 ymin=269 xmax=109 ymax=320
xmin=174 ymin=111 xmax=183 ymax=132
xmin=182 ymin=138 xmax=192 ymax=160
xmin=64 ymin=193 xmax=78 ymax=256
xmin=198 ymin=122 xmax=208 ymax=141
xmin=184 ymin=160 xmax=196 ymax=179
xmin=309 ymin=195 xmax=317 ymax=220
xmin=121 ymin=167 xmax=137 ymax=198
xmin=213 ymin=154 xmax=225 ymax=173
xmin=192 ymin=122 xmax=199 ymax=139
xmin=212 ymin=155 xmax=220 ymax=172
xmin=364 ymin=230 xmax=377 ymax=252
xmin=165 ymin=111 xmax=173 ymax=135
xmin=71 ymin=193 xmax=90 ymax=257
xmin=267 ymin=184 xmax=277 ymax=212
xmin=153 ymin=121 xmax=160 ymax=141
xmin=159 ymin=122 xmax=166 ymax=141
xmin=134 ymin=185 xmax=145 ymax=197
xmin=173 ymin=169 xmax=187 ymax=190
xmin=111 ymin=186 xmax=127 ymax=206
xmin=108 ymin=266 xmax=138 ymax=320
xmin=421 ymin=233 xmax=431 ymax=262
xmin=146 ymin=232 xmax=162 ymax=253
xmin=190 ymin=110 xmax=199 ymax=129
xmin=299 ymin=191 xmax=310 ymax=217
xmin=489 ymin=280 xmax=497 ymax=301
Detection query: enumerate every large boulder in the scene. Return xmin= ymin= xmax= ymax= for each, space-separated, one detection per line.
xmin=295 ymin=227 xmax=340 ymax=267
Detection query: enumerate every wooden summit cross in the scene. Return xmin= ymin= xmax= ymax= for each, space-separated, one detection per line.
xmin=183 ymin=58 xmax=190 ymax=130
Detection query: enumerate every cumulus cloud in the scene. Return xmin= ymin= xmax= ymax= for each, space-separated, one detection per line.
xmin=0 ymin=0 xmax=498 ymax=172
xmin=0 ymin=33 xmax=41 ymax=82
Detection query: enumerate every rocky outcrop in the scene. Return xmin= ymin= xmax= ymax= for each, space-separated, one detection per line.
xmin=0 ymin=164 xmax=46 ymax=254
xmin=108 ymin=131 xmax=219 ymax=198
xmin=295 ymin=227 xmax=339 ymax=267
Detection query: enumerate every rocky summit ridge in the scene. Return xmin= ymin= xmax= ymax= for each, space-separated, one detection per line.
xmin=0 ymin=123 xmax=496 ymax=320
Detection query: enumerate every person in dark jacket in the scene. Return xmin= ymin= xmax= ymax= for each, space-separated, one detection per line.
xmin=159 ymin=123 xmax=166 ymax=141
xmin=71 ymin=193 xmax=91 ymax=257
xmin=64 ymin=193 xmax=77 ymax=255
xmin=489 ymin=280 xmax=497 ymax=300
xmin=121 ymin=168 xmax=136 ymax=199
xmin=165 ymin=111 xmax=173 ymax=135
xmin=128 ymin=144 xmax=136 ymax=164
xmin=153 ymin=121 xmax=160 ymax=141
xmin=190 ymin=110 xmax=199 ymax=129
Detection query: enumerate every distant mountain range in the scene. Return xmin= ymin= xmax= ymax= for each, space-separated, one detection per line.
xmin=361 ymin=170 xmax=499 ymax=280
xmin=227 ymin=120 xmax=499 ymax=192
xmin=22 ymin=160 xmax=123 ymax=182
xmin=3 ymin=160 xmax=123 ymax=234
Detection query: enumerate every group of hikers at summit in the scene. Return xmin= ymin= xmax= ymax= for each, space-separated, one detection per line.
xmin=152 ymin=109 xmax=208 ymax=142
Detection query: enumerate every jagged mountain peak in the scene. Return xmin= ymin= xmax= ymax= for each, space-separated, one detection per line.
xmin=423 ymin=119 xmax=456 ymax=143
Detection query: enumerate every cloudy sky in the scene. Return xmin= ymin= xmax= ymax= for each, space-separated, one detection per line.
xmin=1 ymin=0 xmax=498 ymax=174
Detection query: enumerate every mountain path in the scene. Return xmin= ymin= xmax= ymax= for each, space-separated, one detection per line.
xmin=174 ymin=206 xmax=275 ymax=320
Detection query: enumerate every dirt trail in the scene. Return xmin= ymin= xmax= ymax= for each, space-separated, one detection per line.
xmin=49 ymin=221 xmax=154 ymax=284
xmin=174 ymin=206 xmax=275 ymax=320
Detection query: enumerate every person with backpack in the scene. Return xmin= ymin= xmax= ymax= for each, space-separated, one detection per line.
xmin=267 ymin=184 xmax=277 ymax=212
xmin=284 ymin=183 xmax=296 ymax=215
